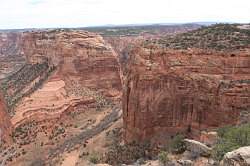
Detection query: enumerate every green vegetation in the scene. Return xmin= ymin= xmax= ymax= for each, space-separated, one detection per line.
xmin=84 ymin=24 xmax=200 ymax=37
xmin=212 ymin=123 xmax=250 ymax=161
xmin=158 ymin=151 xmax=169 ymax=165
xmin=12 ymin=120 xmax=39 ymax=145
xmin=104 ymin=141 xmax=151 ymax=165
xmin=104 ymin=133 xmax=186 ymax=165
xmin=49 ymin=125 xmax=65 ymax=140
xmin=66 ymin=81 xmax=113 ymax=112
xmin=150 ymin=24 xmax=250 ymax=51
xmin=89 ymin=153 xmax=100 ymax=164
xmin=84 ymin=25 xmax=157 ymax=37
xmin=169 ymin=134 xmax=186 ymax=154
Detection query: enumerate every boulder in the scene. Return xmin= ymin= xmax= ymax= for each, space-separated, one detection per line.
xmin=200 ymin=131 xmax=218 ymax=147
xmin=177 ymin=159 xmax=193 ymax=166
xmin=221 ymin=146 xmax=250 ymax=166
xmin=184 ymin=139 xmax=212 ymax=157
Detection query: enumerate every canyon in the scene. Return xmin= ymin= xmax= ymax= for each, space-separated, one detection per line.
xmin=0 ymin=24 xmax=249 ymax=165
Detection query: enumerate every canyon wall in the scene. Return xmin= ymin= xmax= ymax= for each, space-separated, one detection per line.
xmin=0 ymin=32 xmax=23 ymax=56
xmin=20 ymin=30 xmax=121 ymax=94
xmin=122 ymin=46 xmax=250 ymax=144
xmin=0 ymin=30 xmax=122 ymax=128
xmin=0 ymin=32 xmax=26 ymax=79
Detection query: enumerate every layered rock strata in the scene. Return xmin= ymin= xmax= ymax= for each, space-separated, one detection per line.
xmin=122 ymin=24 xmax=250 ymax=144
xmin=0 ymin=30 xmax=122 ymax=128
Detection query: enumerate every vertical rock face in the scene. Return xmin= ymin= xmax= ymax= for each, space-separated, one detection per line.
xmin=0 ymin=91 xmax=12 ymax=143
xmin=0 ymin=32 xmax=23 ymax=56
xmin=0 ymin=32 xmax=26 ymax=79
xmin=20 ymin=30 xmax=121 ymax=93
xmin=123 ymin=47 xmax=250 ymax=144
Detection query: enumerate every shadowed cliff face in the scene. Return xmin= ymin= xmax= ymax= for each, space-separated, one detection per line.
xmin=122 ymin=35 xmax=250 ymax=144
xmin=0 ymin=32 xmax=23 ymax=57
xmin=0 ymin=33 xmax=26 ymax=80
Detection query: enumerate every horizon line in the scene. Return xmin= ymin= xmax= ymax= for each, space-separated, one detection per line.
xmin=0 ymin=21 xmax=249 ymax=31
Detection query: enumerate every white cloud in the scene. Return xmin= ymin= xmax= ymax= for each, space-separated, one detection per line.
xmin=0 ymin=0 xmax=249 ymax=29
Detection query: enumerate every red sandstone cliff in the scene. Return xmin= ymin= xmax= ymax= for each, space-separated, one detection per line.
xmin=122 ymin=24 xmax=250 ymax=144
xmin=20 ymin=30 xmax=121 ymax=95
xmin=0 ymin=30 xmax=122 ymax=128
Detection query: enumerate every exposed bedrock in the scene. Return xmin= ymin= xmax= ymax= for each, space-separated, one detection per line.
xmin=122 ymin=46 xmax=250 ymax=144
xmin=20 ymin=30 xmax=122 ymax=93
xmin=0 ymin=30 xmax=122 ymax=129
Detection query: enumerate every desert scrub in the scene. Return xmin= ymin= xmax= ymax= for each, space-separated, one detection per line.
xmin=104 ymin=141 xmax=151 ymax=165
xmin=89 ymin=153 xmax=100 ymax=164
xmin=158 ymin=151 xmax=169 ymax=166
xmin=212 ymin=123 xmax=250 ymax=161
xmin=169 ymin=134 xmax=186 ymax=154
xmin=152 ymin=24 xmax=250 ymax=51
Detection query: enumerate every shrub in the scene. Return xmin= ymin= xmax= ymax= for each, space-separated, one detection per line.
xmin=212 ymin=124 xmax=250 ymax=161
xmin=89 ymin=153 xmax=100 ymax=164
xmin=169 ymin=134 xmax=186 ymax=154
xmin=104 ymin=141 xmax=151 ymax=165
xmin=158 ymin=151 xmax=169 ymax=165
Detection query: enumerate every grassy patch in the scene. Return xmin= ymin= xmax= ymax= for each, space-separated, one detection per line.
xmin=88 ymin=153 xmax=100 ymax=164
xmin=212 ymin=123 xmax=250 ymax=161
xmin=158 ymin=151 xmax=169 ymax=165
xmin=169 ymin=134 xmax=186 ymax=154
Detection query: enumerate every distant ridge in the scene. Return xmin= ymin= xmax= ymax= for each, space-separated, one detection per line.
xmin=0 ymin=22 xmax=232 ymax=32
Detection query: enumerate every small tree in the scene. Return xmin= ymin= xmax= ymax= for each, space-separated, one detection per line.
xmin=170 ymin=134 xmax=186 ymax=154
xmin=89 ymin=153 xmax=100 ymax=164
xmin=158 ymin=151 xmax=169 ymax=166
xmin=212 ymin=124 xmax=250 ymax=161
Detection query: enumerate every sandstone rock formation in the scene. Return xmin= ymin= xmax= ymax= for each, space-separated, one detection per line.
xmin=184 ymin=139 xmax=212 ymax=157
xmin=122 ymin=24 xmax=250 ymax=144
xmin=221 ymin=146 xmax=250 ymax=166
xmin=0 ymin=29 xmax=122 ymax=129
xmin=20 ymin=29 xmax=121 ymax=95
xmin=200 ymin=131 xmax=218 ymax=147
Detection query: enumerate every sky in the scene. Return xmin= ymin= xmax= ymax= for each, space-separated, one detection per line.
xmin=0 ymin=0 xmax=249 ymax=29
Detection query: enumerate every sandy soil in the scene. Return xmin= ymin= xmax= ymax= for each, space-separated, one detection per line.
xmin=61 ymin=150 xmax=80 ymax=166
xmin=11 ymin=79 xmax=91 ymax=127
